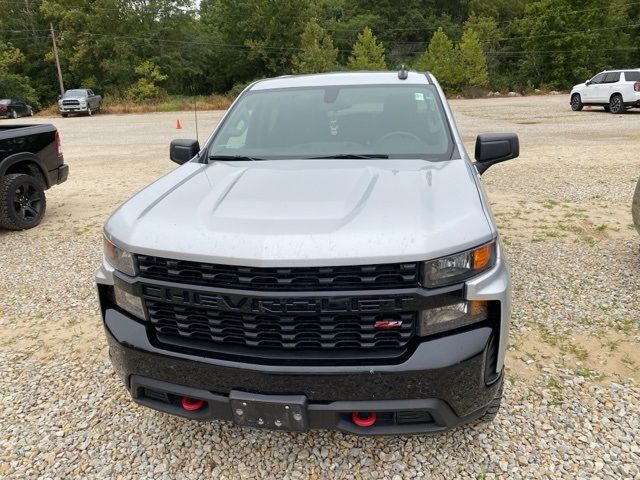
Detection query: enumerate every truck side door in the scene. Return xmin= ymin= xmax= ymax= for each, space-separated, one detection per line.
xmin=600 ymin=72 xmax=621 ymax=103
xmin=583 ymin=72 xmax=606 ymax=102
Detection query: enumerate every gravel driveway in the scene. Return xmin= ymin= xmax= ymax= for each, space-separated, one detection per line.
xmin=1 ymin=95 xmax=638 ymax=479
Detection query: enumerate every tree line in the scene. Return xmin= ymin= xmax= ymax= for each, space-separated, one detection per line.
xmin=0 ymin=0 xmax=637 ymax=109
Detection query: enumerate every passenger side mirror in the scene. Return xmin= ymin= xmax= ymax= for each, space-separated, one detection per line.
xmin=170 ymin=139 xmax=200 ymax=165
xmin=474 ymin=133 xmax=519 ymax=174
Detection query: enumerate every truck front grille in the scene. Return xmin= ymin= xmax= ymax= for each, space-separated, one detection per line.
xmin=147 ymin=300 xmax=415 ymax=350
xmin=62 ymin=99 xmax=80 ymax=106
xmin=141 ymin=284 xmax=416 ymax=353
xmin=137 ymin=255 xmax=420 ymax=291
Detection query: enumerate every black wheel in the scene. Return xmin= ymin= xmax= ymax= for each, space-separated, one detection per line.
xmin=609 ymin=94 xmax=626 ymax=114
xmin=10 ymin=109 xmax=17 ymax=119
xmin=0 ymin=174 xmax=47 ymax=230
xmin=477 ymin=379 xmax=504 ymax=423
xmin=61 ymin=113 xmax=68 ymax=118
xmin=28 ymin=108 xmax=34 ymax=116
xmin=86 ymin=106 xmax=92 ymax=116
xmin=570 ymin=94 xmax=583 ymax=111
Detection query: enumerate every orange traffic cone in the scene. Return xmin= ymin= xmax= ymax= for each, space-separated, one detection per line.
xmin=176 ymin=119 xmax=182 ymax=129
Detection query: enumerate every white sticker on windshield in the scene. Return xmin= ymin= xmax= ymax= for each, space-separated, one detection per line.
xmin=414 ymin=92 xmax=425 ymax=101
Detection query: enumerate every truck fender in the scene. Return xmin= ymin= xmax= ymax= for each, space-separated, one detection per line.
xmin=0 ymin=152 xmax=51 ymax=188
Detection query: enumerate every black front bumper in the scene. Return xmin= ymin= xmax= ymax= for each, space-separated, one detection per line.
xmin=104 ymin=306 xmax=502 ymax=435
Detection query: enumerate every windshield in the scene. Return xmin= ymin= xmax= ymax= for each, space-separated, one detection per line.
xmin=63 ymin=90 xmax=87 ymax=97
xmin=0 ymin=99 xmax=10 ymax=105
xmin=208 ymin=85 xmax=453 ymax=160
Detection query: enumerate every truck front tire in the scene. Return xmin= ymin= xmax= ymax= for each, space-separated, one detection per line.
xmin=476 ymin=379 xmax=504 ymax=423
xmin=0 ymin=174 xmax=47 ymax=230
xmin=570 ymin=94 xmax=583 ymax=111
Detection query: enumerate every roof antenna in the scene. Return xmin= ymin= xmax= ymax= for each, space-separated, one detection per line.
xmin=398 ymin=65 xmax=408 ymax=80
xmin=190 ymin=84 xmax=199 ymax=145
xmin=194 ymin=96 xmax=199 ymax=145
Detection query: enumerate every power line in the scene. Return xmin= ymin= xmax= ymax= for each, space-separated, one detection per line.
xmin=5 ymin=28 xmax=640 ymax=58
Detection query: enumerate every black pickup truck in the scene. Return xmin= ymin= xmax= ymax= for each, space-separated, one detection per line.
xmin=0 ymin=124 xmax=68 ymax=230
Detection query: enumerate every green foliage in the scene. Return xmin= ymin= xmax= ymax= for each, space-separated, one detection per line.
xmin=0 ymin=44 xmax=39 ymax=108
xmin=416 ymin=28 xmax=462 ymax=91
xmin=203 ymin=0 xmax=314 ymax=88
xmin=292 ymin=19 xmax=339 ymax=73
xmin=127 ymin=61 xmax=169 ymax=101
xmin=416 ymin=26 xmax=488 ymax=92
xmin=2 ymin=0 xmax=640 ymax=104
xmin=519 ymin=0 xmax=630 ymax=89
xmin=459 ymin=28 xmax=489 ymax=88
xmin=347 ymin=27 xmax=386 ymax=70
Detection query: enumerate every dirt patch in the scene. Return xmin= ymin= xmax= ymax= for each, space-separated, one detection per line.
xmin=508 ymin=330 xmax=639 ymax=384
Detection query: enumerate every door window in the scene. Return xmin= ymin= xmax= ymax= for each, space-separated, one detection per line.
xmin=603 ymin=72 xmax=620 ymax=83
xmin=590 ymin=73 xmax=606 ymax=84
xmin=624 ymin=71 xmax=640 ymax=81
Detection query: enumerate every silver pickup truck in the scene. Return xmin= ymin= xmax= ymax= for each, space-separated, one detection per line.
xmin=97 ymin=70 xmax=520 ymax=435
xmin=58 ymin=89 xmax=101 ymax=117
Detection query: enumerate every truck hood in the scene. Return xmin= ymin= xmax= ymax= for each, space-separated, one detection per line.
xmin=104 ymin=159 xmax=495 ymax=267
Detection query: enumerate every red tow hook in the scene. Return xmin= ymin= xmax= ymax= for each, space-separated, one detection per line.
xmin=352 ymin=411 xmax=377 ymax=427
xmin=181 ymin=396 xmax=205 ymax=411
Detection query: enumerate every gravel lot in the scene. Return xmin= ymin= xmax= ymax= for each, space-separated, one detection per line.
xmin=1 ymin=95 xmax=638 ymax=479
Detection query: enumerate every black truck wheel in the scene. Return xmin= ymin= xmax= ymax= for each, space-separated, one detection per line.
xmin=570 ymin=94 xmax=583 ymax=111
xmin=609 ymin=94 xmax=626 ymax=114
xmin=0 ymin=174 xmax=47 ymax=230
xmin=477 ymin=379 xmax=504 ymax=423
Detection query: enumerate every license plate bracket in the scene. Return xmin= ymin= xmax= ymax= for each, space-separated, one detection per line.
xmin=229 ymin=391 xmax=308 ymax=431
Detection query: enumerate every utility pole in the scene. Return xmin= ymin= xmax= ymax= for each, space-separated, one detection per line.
xmin=50 ymin=22 xmax=65 ymax=96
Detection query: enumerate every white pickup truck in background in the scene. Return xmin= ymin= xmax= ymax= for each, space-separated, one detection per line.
xmin=58 ymin=89 xmax=102 ymax=117
xmin=570 ymin=69 xmax=640 ymax=114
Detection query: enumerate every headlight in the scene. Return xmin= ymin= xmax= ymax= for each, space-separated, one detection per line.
xmin=418 ymin=300 xmax=488 ymax=336
xmin=104 ymin=237 xmax=137 ymax=276
xmin=422 ymin=242 xmax=496 ymax=288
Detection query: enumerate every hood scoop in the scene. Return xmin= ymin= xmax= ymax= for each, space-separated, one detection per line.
xmin=209 ymin=166 xmax=377 ymax=221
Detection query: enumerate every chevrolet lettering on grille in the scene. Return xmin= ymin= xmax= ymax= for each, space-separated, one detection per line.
xmin=141 ymin=285 xmax=413 ymax=314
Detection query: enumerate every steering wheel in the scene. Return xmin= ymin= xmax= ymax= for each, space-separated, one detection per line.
xmin=377 ymin=131 xmax=422 ymax=144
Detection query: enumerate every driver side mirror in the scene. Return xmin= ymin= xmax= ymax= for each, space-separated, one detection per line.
xmin=585 ymin=80 xmax=592 ymax=86
xmin=170 ymin=139 xmax=200 ymax=165
xmin=474 ymin=133 xmax=519 ymax=174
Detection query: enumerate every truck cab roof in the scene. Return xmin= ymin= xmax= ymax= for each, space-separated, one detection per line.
xmin=250 ymin=71 xmax=432 ymax=91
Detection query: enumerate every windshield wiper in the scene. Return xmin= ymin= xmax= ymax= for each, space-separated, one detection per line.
xmin=307 ymin=154 xmax=389 ymax=159
xmin=208 ymin=155 xmax=264 ymax=162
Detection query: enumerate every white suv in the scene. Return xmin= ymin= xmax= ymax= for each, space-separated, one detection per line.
xmin=570 ymin=69 xmax=640 ymax=114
